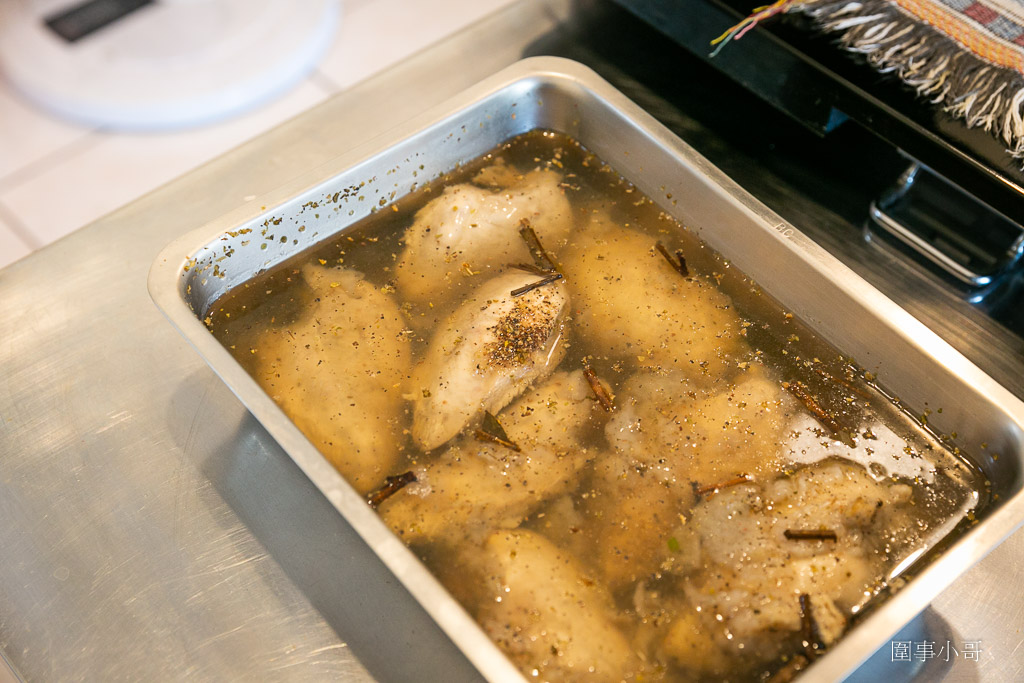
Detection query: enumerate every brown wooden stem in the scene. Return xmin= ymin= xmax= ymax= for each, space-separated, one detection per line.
xmin=655 ymin=241 xmax=689 ymax=277
xmin=582 ymin=362 xmax=614 ymax=412
xmin=367 ymin=472 xmax=417 ymax=509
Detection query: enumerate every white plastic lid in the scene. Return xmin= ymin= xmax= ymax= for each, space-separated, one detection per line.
xmin=0 ymin=0 xmax=341 ymax=130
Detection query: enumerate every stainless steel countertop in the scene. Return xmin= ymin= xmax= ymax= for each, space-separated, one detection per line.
xmin=0 ymin=1 xmax=1021 ymax=680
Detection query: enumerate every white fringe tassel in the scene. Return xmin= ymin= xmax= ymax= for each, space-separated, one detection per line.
xmin=800 ymin=0 xmax=1024 ymax=159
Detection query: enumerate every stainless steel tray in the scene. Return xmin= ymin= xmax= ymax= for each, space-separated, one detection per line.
xmin=148 ymin=57 xmax=1024 ymax=681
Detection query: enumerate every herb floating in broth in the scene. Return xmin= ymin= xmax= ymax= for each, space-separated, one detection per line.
xmin=693 ymin=473 xmax=753 ymax=498
xmin=518 ymin=218 xmax=561 ymax=273
xmin=207 ymin=131 xmax=987 ymax=681
xmin=473 ymin=411 xmax=521 ymax=452
xmin=366 ymin=471 xmax=417 ymax=510
xmin=509 ymin=271 xmax=564 ymax=297
xmin=799 ymin=594 xmax=824 ymax=661
xmin=582 ymin=361 xmax=614 ymax=412
xmin=510 ymin=261 xmax=556 ymax=276
xmin=784 ymin=528 xmax=839 ymax=542
xmin=785 ymin=380 xmax=846 ymax=436
xmin=655 ymin=239 xmax=689 ymax=277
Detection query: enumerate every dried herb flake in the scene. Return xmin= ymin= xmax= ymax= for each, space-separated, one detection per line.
xmin=474 ymin=411 xmax=521 ymax=452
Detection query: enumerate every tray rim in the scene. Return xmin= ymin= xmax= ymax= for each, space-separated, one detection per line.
xmin=148 ymin=55 xmax=1024 ymax=682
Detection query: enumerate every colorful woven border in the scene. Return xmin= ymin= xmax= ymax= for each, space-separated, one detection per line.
xmin=715 ymin=0 xmax=1024 ymax=160
xmin=895 ymin=0 xmax=1024 ymax=72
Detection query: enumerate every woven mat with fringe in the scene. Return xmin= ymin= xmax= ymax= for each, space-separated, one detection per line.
xmin=714 ymin=0 xmax=1024 ymax=160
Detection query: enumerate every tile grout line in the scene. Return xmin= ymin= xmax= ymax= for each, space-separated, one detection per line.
xmin=0 ymin=130 xmax=103 ymax=195
xmin=0 ymin=200 xmax=42 ymax=250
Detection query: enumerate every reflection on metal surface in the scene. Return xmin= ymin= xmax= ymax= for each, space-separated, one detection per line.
xmin=866 ymin=162 xmax=1024 ymax=310
xmin=201 ymin=402 xmax=486 ymax=682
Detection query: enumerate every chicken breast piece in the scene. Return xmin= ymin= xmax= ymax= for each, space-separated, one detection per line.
xmin=253 ymin=264 xmax=410 ymax=494
xmin=395 ymin=166 xmax=572 ymax=311
xmin=498 ymin=368 xmax=599 ymax=451
xmin=410 ymin=269 xmax=570 ymax=451
xmin=580 ymin=452 xmax=694 ymax=592
xmin=660 ymin=461 xmax=917 ymax=668
xmin=476 ymin=529 xmax=640 ymax=683
xmin=381 ymin=371 xmax=601 ymax=545
xmin=579 ymin=365 xmax=793 ymax=597
xmin=562 ymin=213 xmax=746 ymax=378
xmin=606 ymin=364 xmax=795 ymax=487
xmin=688 ymin=461 xmax=914 ymax=576
xmin=659 ymin=608 xmax=728 ymax=678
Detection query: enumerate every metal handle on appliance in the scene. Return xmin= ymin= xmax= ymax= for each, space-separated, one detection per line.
xmin=868 ymin=209 xmax=989 ymax=288
xmin=866 ymin=162 xmax=1024 ymax=295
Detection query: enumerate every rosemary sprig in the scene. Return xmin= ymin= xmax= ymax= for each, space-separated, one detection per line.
xmin=511 ymin=262 xmax=556 ymax=276
xmin=799 ymin=594 xmax=824 ymax=661
xmin=784 ymin=381 xmax=843 ymax=434
xmin=582 ymin=362 xmax=614 ymax=411
xmin=693 ymin=474 xmax=751 ymax=498
xmin=784 ymin=529 xmax=838 ymax=541
xmin=367 ymin=471 xmax=417 ymax=509
xmin=511 ymin=272 xmax=563 ymax=297
xmin=519 ymin=219 xmax=559 ymax=273
xmin=655 ymin=241 xmax=689 ymax=277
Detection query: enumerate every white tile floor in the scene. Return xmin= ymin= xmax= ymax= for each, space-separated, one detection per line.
xmin=0 ymin=0 xmax=517 ymax=270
